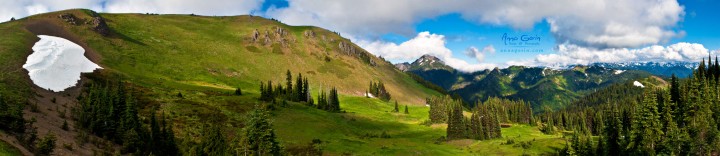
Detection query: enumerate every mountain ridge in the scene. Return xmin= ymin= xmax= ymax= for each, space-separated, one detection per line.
xmin=396 ymin=55 xmax=662 ymax=110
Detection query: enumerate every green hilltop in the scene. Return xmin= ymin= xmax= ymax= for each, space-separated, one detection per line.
xmin=0 ymin=9 xmax=568 ymax=155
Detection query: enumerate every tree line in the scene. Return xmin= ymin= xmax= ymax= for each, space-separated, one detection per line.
xmin=428 ymin=95 xmax=532 ymax=140
xmin=368 ymin=81 xmax=391 ymax=102
xmin=183 ymin=106 xmax=284 ymax=156
xmin=260 ymin=70 xmax=341 ymax=112
xmin=547 ymin=56 xmax=720 ymax=155
xmin=74 ymin=80 xmax=178 ymax=155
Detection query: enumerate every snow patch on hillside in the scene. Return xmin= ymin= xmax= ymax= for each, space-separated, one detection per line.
xmin=614 ymin=70 xmax=625 ymax=74
xmin=23 ymin=35 xmax=102 ymax=92
xmin=633 ymin=81 xmax=645 ymax=88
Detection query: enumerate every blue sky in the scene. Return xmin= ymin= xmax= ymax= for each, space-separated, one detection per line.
xmin=256 ymin=0 xmax=720 ymax=71
xmin=2 ymin=0 xmax=718 ymax=72
xmin=673 ymin=0 xmax=720 ymax=49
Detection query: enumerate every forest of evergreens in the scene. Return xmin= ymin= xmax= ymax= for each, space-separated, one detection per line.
xmin=544 ymin=57 xmax=720 ymax=155
xmin=428 ymin=96 xmax=533 ymax=141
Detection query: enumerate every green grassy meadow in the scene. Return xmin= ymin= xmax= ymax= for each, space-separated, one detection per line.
xmin=0 ymin=9 xmax=566 ymax=155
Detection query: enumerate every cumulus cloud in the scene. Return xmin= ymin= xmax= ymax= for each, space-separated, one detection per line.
xmin=465 ymin=45 xmax=495 ymax=62
xmin=513 ymin=42 xmax=710 ymax=68
xmin=358 ymin=32 xmax=499 ymax=72
xmin=0 ymin=0 xmax=102 ymax=21
xmin=268 ymin=0 xmax=684 ymax=49
xmin=0 ymin=0 xmax=263 ymax=22
xmin=104 ymin=0 xmax=264 ymax=16
xmin=1 ymin=0 xmax=686 ymax=49
xmin=358 ymin=32 xmax=452 ymax=61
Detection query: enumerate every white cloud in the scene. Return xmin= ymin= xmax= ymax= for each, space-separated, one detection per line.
xmin=0 ymin=0 xmax=102 ymax=22
xmin=268 ymin=0 xmax=684 ymax=49
xmin=465 ymin=45 xmax=495 ymax=62
xmin=358 ymin=31 xmax=499 ymax=72
xmin=104 ymin=0 xmax=264 ymax=16
xmin=513 ymin=42 xmax=710 ymax=68
xmin=0 ymin=0 xmax=263 ymax=22
xmin=358 ymin=32 xmax=452 ymax=61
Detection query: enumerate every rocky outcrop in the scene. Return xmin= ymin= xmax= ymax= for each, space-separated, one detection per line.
xmin=58 ymin=13 xmax=79 ymax=25
xmin=251 ymin=29 xmax=260 ymax=42
xmin=275 ymin=26 xmax=288 ymax=37
xmin=263 ymin=30 xmax=271 ymax=45
xmin=395 ymin=62 xmax=411 ymax=72
xmin=304 ymin=30 xmax=315 ymax=38
xmin=91 ymin=16 xmax=110 ymax=36
xmin=338 ymin=41 xmax=376 ymax=66
xmin=338 ymin=42 xmax=357 ymax=56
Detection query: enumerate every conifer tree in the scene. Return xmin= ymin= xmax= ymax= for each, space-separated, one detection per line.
xmin=235 ymin=88 xmax=242 ymax=96
xmin=243 ymin=108 xmax=283 ymax=155
xmin=658 ymin=89 xmax=685 ymax=155
xmin=603 ymin=104 xmax=624 ymax=155
xmin=628 ymin=90 xmax=662 ymax=155
xmin=295 ymin=73 xmax=304 ymax=102
xmin=393 ymin=101 xmax=399 ymax=112
xmin=201 ymin=125 xmax=228 ymax=156
xmin=303 ymin=78 xmax=310 ymax=102
xmin=286 ymin=70 xmax=292 ymax=95
xmin=404 ymin=105 xmax=409 ymax=114
xmin=35 ymin=133 xmax=56 ymax=156
xmin=446 ymin=102 xmax=466 ymax=140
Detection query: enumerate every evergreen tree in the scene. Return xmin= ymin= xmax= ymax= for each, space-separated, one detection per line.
xmin=201 ymin=125 xmax=228 ymax=156
xmin=446 ymin=102 xmax=466 ymax=140
xmin=393 ymin=101 xmax=399 ymax=112
xmin=329 ymin=87 xmax=340 ymax=112
xmin=235 ymin=88 xmax=242 ymax=96
xmin=286 ymin=70 xmax=293 ymax=95
xmin=303 ymin=78 xmax=310 ymax=103
xmin=404 ymin=105 xmax=409 ymax=114
xmin=243 ymin=108 xmax=283 ymax=155
xmin=603 ymin=104 xmax=624 ymax=155
xmin=295 ymin=73 xmax=304 ymax=102
xmin=628 ymin=90 xmax=663 ymax=155
xmin=35 ymin=133 xmax=56 ymax=156
xmin=658 ymin=90 xmax=685 ymax=155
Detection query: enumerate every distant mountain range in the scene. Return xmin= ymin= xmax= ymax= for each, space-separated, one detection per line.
xmin=395 ymin=55 xmax=681 ymax=110
xmin=589 ymin=62 xmax=697 ymax=78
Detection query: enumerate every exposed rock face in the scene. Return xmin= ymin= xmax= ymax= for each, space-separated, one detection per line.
xmin=338 ymin=42 xmax=357 ymax=56
xmin=263 ymin=30 xmax=271 ymax=45
xmin=395 ymin=62 xmax=411 ymax=72
xmin=275 ymin=26 xmax=287 ymax=36
xmin=91 ymin=16 xmax=110 ymax=36
xmin=304 ymin=30 xmax=315 ymax=38
xmin=338 ymin=41 xmax=376 ymax=66
xmin=58 ymin=13 xmax=79 ymax=25
xmin=251 ymin=29 xmax=260 ymax=42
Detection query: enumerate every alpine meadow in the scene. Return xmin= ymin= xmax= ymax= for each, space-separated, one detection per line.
xmin=1 ymin=1 xmax=720 ymax=155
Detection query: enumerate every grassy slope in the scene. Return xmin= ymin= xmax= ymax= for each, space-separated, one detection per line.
xmin=273 ymin=96 xmax=565 ymax=155
xmin=0 ymin=9 xmax=566 ymax=155
xmin=0 ymin=139 xmax=21 ymax=156
xmin=67 ymin=11 xmax=438 ymax=105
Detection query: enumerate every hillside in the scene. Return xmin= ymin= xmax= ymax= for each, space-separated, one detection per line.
xmin=0 ymin=9 xmax=459 ymax=155
xmin=0 ymin=8 xmax=582 ymax=156
xmin=398 ymin=56 xmax=655 ymax=110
